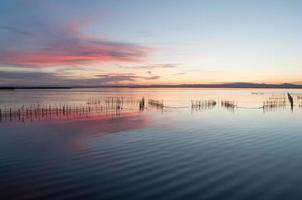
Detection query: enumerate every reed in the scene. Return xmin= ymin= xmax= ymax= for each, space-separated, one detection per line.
xmin=298 ymin=96 xmax=302 ymax=107
xmin=221 ymin=100 xmax=237 ymax=110
xmin=262 ymin=94 xmax=286 ymax=111
xmin=0 ymin=98 xmax=132 ymax=123
xmin=87 ymin=97 xmax=101 ymax=105
xmin=191 ymin=99 xmax=216 ymax=110
xmin=139 ymin=97 xmax=145 ymax=111
xmin=148 ymin=99 xmax=164 ymax=109
xmin=297 ymin=96 xmax=302 ymax=107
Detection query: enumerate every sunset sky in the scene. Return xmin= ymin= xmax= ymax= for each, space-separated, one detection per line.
xmin=0 ymin=0 xmax=302 ymax=86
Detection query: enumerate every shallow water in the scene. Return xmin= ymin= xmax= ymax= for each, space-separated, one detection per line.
xmin=1 ymin=88 xmax=302 ymax=200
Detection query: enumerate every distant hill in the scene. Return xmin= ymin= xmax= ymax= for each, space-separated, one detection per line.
xmin=0 ymin=86 xmax=72 ymax=90
xmin=1 ymin=83 xmax=302 ymax=89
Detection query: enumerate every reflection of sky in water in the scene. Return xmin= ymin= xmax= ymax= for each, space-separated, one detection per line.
xmin=1 ymin=88 xmax=302 ymax=199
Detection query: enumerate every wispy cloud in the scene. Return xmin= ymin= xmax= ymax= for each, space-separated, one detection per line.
xmin=0 ymin=70 xmax=160 ymax=86
xmin=0 ymin=12 xmax=149 ymax=67
xmin=173 ymin=72 xmax=186 ymax=75
xmin=0 ymin=70 xmax=63 ymax=85
xmin=0 ymin=26 xmax=148 ymax=67
xmin=96 ymin=73 xmax=160 ymax=84
xmin=122 ymin=64 xmax=178 ymax=69
xmin=0 ymin=25 xmax=32 ymax=36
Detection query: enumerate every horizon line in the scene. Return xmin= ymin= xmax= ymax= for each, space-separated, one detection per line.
xmin=1 ymin=82 xmax=302 ymax=90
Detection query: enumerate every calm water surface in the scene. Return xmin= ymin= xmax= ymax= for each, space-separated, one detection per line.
xmin=1 ymin=88 xmax=302 ymax=200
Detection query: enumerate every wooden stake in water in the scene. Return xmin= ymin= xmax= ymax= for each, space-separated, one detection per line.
xmin=287 ymin=93 xmax=294 ymax=111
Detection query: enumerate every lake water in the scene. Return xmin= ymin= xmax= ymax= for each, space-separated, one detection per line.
xmin=1 ymin=88 xmax=302 ymax=200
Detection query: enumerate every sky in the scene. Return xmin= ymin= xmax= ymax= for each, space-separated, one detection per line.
xmin=0 ymin=0 xmax=302 ymax=86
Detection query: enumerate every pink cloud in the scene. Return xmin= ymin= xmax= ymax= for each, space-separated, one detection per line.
xmin=0 ymin=43 xmax=148 ymax=67
xmin=0 ymin=20 xmax=149 ymax=67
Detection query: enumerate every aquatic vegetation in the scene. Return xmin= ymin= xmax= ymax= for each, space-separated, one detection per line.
xmin=221 ymin=100 xmax=237 ymax=112
xmin=297 ymin=96 xmax=302 ymax=107
xmin=139 ymin=97 xmax=145 ymax=111
xmin=191 ymin=99 xmax=217 ymax=111
xmin=262 ymin=94 xmax=287 ymax=111
xmin=1 ymin=91 xmax=301 ymax=122
xmin=0 ymin=96 xmax=141 ymax=123
xmin=87 ymin=97 xmax=102 ymax=105
xmin=104 ymin=97 xmax=124 ymax=110
xmin=0 ymin=104 xmax=109 ymax=123
xmin=221 ymin=100 xmax=237 ymax=110
xmin=298 ymin=97 xmax=302 ymax=107
xmin=148 ymin=99 xmax=164 ymax=109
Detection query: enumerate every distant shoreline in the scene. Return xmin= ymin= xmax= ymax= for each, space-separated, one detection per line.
xmin=0 ymin=86 xmax=73 ymax=90
xmin=1 ymin=83 xmax=302 ymax=90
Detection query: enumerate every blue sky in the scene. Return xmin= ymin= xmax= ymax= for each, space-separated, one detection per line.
xmin=0 ymin=0 xmax=302 ymax=85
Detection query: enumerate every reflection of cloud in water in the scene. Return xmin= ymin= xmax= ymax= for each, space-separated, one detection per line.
xmin=47 ymin=112 xmax=150 ymax=152
xmin=51 ymin=112 xmax=149 ymax=135
xmin=0 ymin=112 xmax=150 ymax=156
